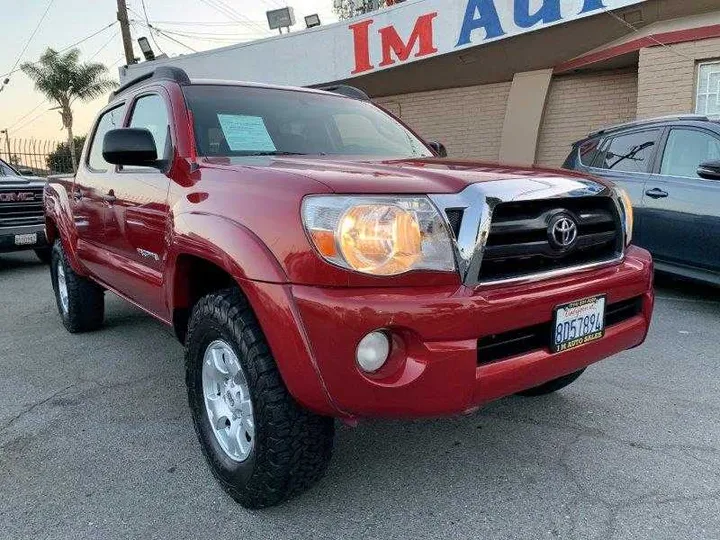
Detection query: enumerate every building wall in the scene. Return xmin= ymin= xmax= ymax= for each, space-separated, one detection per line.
xmin=536 ymin=69 xmax=639 ymax=167
xmin=375 ymin=82 xmax=512 ymax=161
xmin=637 ymin=37 xmax=720 ymax=119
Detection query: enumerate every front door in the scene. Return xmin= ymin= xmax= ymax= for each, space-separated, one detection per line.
xmin=72 ymin=104 xmax=125 ymax=280
xmin=102 ymin=91 xmax=173 ymax=318
xmin=641 ymin=127 xmax=720 ymax=272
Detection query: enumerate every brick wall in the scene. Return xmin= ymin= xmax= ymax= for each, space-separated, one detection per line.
xmin=374 ymin=82 xmax=512 ymax=160
xmin=637 ymin=37 xmax=720 ymax=119
xmin=536 ymin=69 xmax=638 ymax=167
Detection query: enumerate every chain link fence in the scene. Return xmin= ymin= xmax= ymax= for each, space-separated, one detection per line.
xmin=0 ymin=137 xmax=83 ymax=177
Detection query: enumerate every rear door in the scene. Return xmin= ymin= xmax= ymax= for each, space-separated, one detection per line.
xmin=73 ymin=104 xmax=125 ymax=279
xmin=641 ymin=126 xmax=720 ymax=272
xmin=587 ymin=128 xmax=664 ymax=246
xmin=102 ymin=90 xmax=173 ymax=318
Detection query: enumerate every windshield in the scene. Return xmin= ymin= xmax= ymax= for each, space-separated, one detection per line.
xmin=183 ymin=85 xmax=433 ymax=159
xmin=0 ymin=158 xmax=20 ymax=178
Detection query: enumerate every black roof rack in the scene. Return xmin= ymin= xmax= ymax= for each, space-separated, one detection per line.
xmin=110 ymin=66 xmax=191 ymax=102
xmin=314 ymin=84 xmax=370 ymax=101
xmin=589 ymin=114 xmax=711 ymax=137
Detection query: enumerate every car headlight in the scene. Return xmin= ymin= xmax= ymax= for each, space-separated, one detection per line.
xmin=614 ymin=186 xmax=634 ymax=246
xmin=302 ymin=196 xmax=455 ymax=276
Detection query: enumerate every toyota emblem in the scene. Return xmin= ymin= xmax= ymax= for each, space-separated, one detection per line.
xmin=548 ymin=215 xmax=578 ymax=250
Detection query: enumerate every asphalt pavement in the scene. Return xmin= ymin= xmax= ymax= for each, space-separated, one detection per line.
xmin=1 ymin=251 xmax=718 ymax=540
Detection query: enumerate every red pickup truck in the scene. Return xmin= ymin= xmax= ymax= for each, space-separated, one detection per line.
xmin=44 ymin=67 xmax=654 ymax=508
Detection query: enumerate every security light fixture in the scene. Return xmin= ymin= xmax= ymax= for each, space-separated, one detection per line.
xmin=305 ymin=14 xmax=321 ymax=28
xmin=138 ymin=37 xmax=156 ymax=61
xmin=267 ymin=7 xmax=296 ymax=33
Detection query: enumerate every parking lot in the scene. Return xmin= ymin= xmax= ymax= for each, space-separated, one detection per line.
xmin=0 ymin=251 xmax=718 ymax=540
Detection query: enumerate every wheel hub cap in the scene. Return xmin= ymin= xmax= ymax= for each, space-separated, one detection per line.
xmin=56 ymin=261 xmax=69 ymax=315
xmin=201 ymin=340 xmax=255 ymax=462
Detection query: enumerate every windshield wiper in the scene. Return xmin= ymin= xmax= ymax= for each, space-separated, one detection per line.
xmin=243 ymin=151 xmax=315 ymax=156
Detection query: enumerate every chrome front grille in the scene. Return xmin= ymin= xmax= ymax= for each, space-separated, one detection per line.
xmin=479 ymin=197 xmax=622 ymax=283
xmin=429 ymin=177 xmax=626 ymax=287
xmin=0 ymin=188 xmax=45 ymax=228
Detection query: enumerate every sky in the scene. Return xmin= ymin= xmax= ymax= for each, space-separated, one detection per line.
xmin=0 ymin=0 xmax=338 ymax=143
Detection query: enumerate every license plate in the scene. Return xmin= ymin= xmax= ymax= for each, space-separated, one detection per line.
xmin=552 ymin=295 xmax=606 ymax=353
xmin=14 ymin=233 xmax=38 ymax=246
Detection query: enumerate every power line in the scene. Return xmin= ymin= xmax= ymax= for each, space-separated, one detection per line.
xmin=5 ymin=0 xmax=55 ymax=76
xmin=198 ymin=0 xmax=268 ymax=35
xmin=7 ymin=100 xmax=48 ymax=131
xmin=0 ymin=22 xmax=118 ymax=79
xmin=134 ymin=20 xmax=198 ymax=53
xmin=89 ymin=29 xmax=121 ymax=61
xmin=140 ymin=0 xmax=166 ymax=55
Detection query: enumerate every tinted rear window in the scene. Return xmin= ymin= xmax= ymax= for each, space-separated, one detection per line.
xmin=594 ymin=129 xmax=661 ymax=173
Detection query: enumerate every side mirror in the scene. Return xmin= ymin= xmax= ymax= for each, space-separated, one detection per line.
xmin=697 ymin=160 xmax=720 ymax=180
xmin=427 ymin=141 xmax=448 ymax=158
xmin=103 ymin=128 xmax=161 ymax=168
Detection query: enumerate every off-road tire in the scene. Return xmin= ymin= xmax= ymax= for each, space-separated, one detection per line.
xmin=517 ymin=369 xmax=586 ymax=397
xmin=50 ymin=240 xmax=105 ymax=333
xmin=34 ymin=247 xmax=52 ymax=264
xmin=185 ymin=288 xmax=335 ymax=509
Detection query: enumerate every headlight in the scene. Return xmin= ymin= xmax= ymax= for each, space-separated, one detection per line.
xmin=302 ymin=196 xmax=455 ymax=276
xmin=614 ymin=186 xmax=634 ymax=246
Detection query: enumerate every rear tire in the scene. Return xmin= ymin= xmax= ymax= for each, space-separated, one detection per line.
xmin=34 ymin=248 xmax=52 ymax=264
xmin=517 ymin=369 xmax=586 ymax=397
xmin=50 ymin=240 xmax=105 ymax=333
xmin=185 ymin=288 xmax=334 ymax=509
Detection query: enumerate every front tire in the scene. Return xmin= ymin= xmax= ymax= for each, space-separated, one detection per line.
xmin=517 ymin=369 xmax=586 ymax=397
xmin=35 ymin=247 xmax=52 ymax=264
xmin=50 ymin=240 xmax=105 ymax=333
xmin=185 ymin=288 xmax=334 ymax=509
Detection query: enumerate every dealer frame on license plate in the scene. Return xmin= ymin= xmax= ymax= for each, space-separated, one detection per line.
xmin=551 ymin=295 xmax=606 ymax=353
xmin=14 ymin=233 xmax=38 ymax=246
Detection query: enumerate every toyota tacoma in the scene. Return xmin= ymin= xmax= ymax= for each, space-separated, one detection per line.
xmin=44 ymin=67 xmax=654 ymax=508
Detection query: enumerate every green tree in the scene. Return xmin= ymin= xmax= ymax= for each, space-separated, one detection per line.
xmin=21 ymin=48 xmax=116 ymax=172
xmin=333 ymin=0 xmax=387 ymax=20
xmin=47 ymin=136 xmax=87 ymax=174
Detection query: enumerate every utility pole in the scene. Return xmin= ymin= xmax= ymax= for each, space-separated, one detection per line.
xmin=117 ymin=0 xmax=136 ymax=65
xmin=0 ymin=129 xmax=11 ymax=161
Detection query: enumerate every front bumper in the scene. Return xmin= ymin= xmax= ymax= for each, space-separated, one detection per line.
xmin=281 ymin=246 xmax=654 ymax=419
xmin=0 ymin=224 xmax=48 ymax=253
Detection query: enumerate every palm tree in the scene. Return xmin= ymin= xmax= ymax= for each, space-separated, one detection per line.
xmin=21 ymin=48 xmax=117 ymax=172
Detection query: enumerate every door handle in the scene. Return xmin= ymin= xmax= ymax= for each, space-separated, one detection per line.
xmin=101 ymin=190 xmax=117 ymax=204
xmin=645 ymin=188 xmax=669 ymax=199
xmin=72 ymin=189 xmax=84 ymax=202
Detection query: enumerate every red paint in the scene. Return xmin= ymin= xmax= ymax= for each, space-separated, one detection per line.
xmin=556 ymin=23 xmax=720 ymax=73
xmin=379 ymin=12 xmax=439 ymax=67
xmin=349 ymin=19 xmax=375 ymax=74
xmin=350 ymin=12 xmax=439 ymax=74
xmin=45 ymin=78 xmax=655 ymax=420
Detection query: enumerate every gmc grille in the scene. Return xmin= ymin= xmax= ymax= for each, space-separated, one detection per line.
xmin=0 ymin=188 xmax=45 ymax=228
xmin=478 ymin=197 xmax=623 ymax=283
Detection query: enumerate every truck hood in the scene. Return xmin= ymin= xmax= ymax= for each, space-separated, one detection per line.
xmin=203 ymin=156 xmax=608 ymax=194
xmin=0 ymin=175 xmax=47 ymax=188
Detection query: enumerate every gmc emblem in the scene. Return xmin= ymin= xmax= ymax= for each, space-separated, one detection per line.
xmin=0 ymin=192 xmax=35 ymax=202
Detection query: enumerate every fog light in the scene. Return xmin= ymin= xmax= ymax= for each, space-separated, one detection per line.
xmin=356 ymin=331 xmax=391 ymax=373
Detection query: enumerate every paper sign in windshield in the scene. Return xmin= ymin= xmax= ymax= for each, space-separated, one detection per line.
xmin=217 ymin=114 xmax=276 ymax=152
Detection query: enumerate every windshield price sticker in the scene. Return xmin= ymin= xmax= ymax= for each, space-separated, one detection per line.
xmin=217 ymin=114 xmax=277 ymax=152
xmin=552 ymin=295 xmax=606 ymax=353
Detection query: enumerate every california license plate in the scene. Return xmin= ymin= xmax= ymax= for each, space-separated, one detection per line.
xmin=552 ymin=295 xmax=606 ymax=353
xmin=14 ymin=233 xmax=37 ymax=246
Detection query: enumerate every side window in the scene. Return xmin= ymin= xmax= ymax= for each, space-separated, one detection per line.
xmin=129 ymin=94 xmax=171 ymax=161
xmin=660 ymin=129 xmax=720 ymax=178
xmin=87 ymin=106 xmax=125 ymax=171
xmin=578 ymin=138 xmax=601 ymax=167
xmin=595 ymin=129 xmax=661 ymax=173
xmin=0 ymin=159 xmax=18 ymax=176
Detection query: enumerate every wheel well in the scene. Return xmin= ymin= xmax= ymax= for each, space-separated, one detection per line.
xmin=45 ymin=217 xmax=59 ymax=244
xmin=172 ymin=254 xmax=237 ymax=343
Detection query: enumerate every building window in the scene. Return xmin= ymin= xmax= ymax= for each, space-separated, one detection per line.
xmin=696 ymin=61 xmax=720 ymax=116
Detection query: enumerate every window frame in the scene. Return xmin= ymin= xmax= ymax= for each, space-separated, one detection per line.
xmin=85 ymin=102 xmax=127 ymax=174
xmin=656 ymin=125 xmax=720 ymax=180
xmin=695 ymin=60 xmax=720 ymax=116
xmin=119 ymin=89 xmax=175 ymax=175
